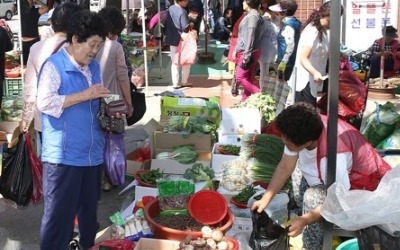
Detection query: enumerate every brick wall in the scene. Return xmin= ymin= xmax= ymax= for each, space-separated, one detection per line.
xmin=295 ymin=0 xmax=323 ymax=24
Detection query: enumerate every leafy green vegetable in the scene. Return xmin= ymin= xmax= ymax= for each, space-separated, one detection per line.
xmin=232 ymin=185 xmax=256 ymax=204
xmin=171 ymin=145 xmax=198 ymax=164
xmin=183 ymin=163 xmax=215 ymax=182
xmin=232 ymin=92 xmax=276 ymax=123
xmin=167 ymin=116 xmax=218 ymax=142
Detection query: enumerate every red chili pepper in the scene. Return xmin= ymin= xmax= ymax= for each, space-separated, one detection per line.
xmin=142 ymin=196 xmax=156 ymax=206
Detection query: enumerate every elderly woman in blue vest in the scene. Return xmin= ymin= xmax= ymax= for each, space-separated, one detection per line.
xmin=36 ymin=10 xmax=110 ymax=250
xmin=269 ymin=0 xmax=301 ymax=81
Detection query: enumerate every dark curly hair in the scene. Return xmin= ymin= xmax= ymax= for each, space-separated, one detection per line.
xmin=303 ymin=1 xmax=343 ymax=42
xmin=51 ymin=3 xmax=83 ymax=33
xmin=275 ymin=102 xmax=323 ymax=146
xmin=66 ymin=10 xmax=108 ymax=43
xmin=279 ymin=0 xmax=298 ymax=16
xmin=246 ymin=0 xmax=261 ymax=10
xmin=98 ymin=6 xmax=126 ymax=36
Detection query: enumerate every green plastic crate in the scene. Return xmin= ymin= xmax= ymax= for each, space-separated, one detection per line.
xmin=3 ymin=77 xmax=23 ymax=96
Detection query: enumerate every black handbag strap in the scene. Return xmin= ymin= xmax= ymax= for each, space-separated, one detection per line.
xmin=52 ymin=40 xmax=67 ymax=55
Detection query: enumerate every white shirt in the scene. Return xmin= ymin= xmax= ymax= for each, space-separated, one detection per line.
xmin=288 ymin=24 xmax=329 ymax=98
xmin=284 ymin=146 xmax=352 ymax=190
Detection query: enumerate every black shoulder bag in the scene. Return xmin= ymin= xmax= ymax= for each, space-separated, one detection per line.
xmin=126 ymin=83 xmax=146 ymax=126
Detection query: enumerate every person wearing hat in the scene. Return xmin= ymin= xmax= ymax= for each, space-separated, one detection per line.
xmin=269 ymin=0 xmax=301 ymax=81
xmin=367 ymin=25 xmax=400 ymax=79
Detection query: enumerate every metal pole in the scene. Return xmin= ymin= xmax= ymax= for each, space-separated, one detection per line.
xmin=141 ymin=0 xmax=149 ymax=96
xmin=157 ymin=0 xmax=162 ymax=78
xmin=380 ymin=0 xmax=390 ymax=88
xmin=18 ymin=0 xmax=24 ymax=86
xmin=126 ymin=0 xmax=130 ymax=34
xmin=322 ymin=0 xmax=341 ymax=248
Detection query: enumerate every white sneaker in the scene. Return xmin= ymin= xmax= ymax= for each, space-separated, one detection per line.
xmin=216 ymin=41 xmax=221 ymax=45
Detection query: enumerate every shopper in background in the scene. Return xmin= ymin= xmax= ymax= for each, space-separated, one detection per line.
xmin=252 ymin=102 xmax=391 ymax=249
xmin=269 ymin=0 xmax=301 ymax=81
xmin=367 ymin=25 xmax=400 ymax=79
xmin=20 ymin=3 xmax=82 ymax=138
xmin=37 ymin=10 xmax=110 ymax=250
xmin=21 ymin=0 xmax=49 ymax=65
xmin=258 ymin=0 xmax=278 ymax=89
xmin=96 ymin=6 xmax=133 ymax=191
xmin=165 ymin=0 xmax=196 ymax=89
xmin=213 ymin=8 xmax=232 ymax=44
xmin=0 ymin=25 xmax=13 ymax=108
xmin=233 ymin=0 xmax=264 ymax=101
xmin=288 ymin=1 xmax=342 ymax=106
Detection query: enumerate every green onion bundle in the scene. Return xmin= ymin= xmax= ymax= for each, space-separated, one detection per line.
xmin=240 ymin=133 xmax=284 ymax=165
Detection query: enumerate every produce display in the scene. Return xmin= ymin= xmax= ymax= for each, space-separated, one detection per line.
xmin=135 ymin=169 xmax=163 ymax=186
xmin=157 ymin=179 xmax=195 ymax=211
xmin=231 ymin=185 xmax=256 ymax=204
xmin=178 ymin=227 xmax=236 ymax=250
xmin=232 ymin=92 xmax=276 ymax=123
xmin=183 ymin=163 xmax=215 ymax=182
xmin=167 ymin=116 xmax=218 ymax=140
xmin=221 ymin=159 xmax=251 ymax=191
xmin=240 ymin=133 xmax=284 ymax=165
xmin=216 ymin=144 xmax=240 ymax=156
xmin=1 ymin=96 xmax=23 ymax=121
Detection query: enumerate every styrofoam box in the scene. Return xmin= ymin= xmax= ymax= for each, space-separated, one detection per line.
xmin=211 ymin=143 xmax=239 ymax=180
xmin=218 ymin=108 xmax=261 ymax=145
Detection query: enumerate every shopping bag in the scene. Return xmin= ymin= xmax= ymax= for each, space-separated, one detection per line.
xmin=262 ymin=77 xmax=291 ymax=115
xmin=173 ymin=32 xmax=197 ymax=66
xmin=0 ymin=133 xmax=33 ymax=207
xmin=249 ymin=210 xmax=289 ymax=250
xmin=26 ymin=133 xmax=43 ymax=204
xmin=104 ymin=133 xmax=127 ymax=186
xmin=126 ymin=83 xmax=147 ymax=126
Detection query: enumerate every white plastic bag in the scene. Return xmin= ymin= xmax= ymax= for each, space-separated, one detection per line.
xmin=321 ymin=167 xmax=400 ymax=231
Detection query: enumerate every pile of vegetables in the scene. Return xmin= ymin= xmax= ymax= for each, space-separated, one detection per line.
xmin=231 ymin=185 xmax=256 ymax=204
xmin=183 ymin=163 xmax=215 ymax=182
xmin=240 ymin=133 xmax=284 ymax=165
xmin=216 ymin=144 xmax=240 ymax=156
xmin=232 ymin=92 xmax=276 ymax=124
xmin=136 ymin=169 xmax=163 ymax=186
xmin=179 ymin=227 xmax=235 ymax=250
xmin=156 ymin=145 xmax=198 ymax=164
xmin=221 ymin=159 xmax=251 ymax=191
xmin=167 ymin=116 xmax=218 ymax=142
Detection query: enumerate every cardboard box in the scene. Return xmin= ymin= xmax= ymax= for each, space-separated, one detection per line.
xmin=218 ymin=108 xmax=261 ymax=145
xmin=211 ymin=143 xmax=239 ymax=179
xmin=160 ymin=96 xmax=221 ymax=124
xmin=153 ymin=131 xmax=212 ymax=156
xmin=134 ymin=238 xmax=180 ymax=250
xmin=150 ymin=151 xmax=211 ymax=175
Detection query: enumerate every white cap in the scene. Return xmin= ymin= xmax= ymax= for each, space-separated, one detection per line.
xmin=269 ymin=3 xmax=283 ymax=12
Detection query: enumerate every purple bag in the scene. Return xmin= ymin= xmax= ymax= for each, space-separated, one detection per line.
xmin=104 ymin=133 xmax=126 ymax=185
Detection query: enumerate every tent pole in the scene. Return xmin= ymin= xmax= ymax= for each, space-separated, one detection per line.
xmin=17 ymin=0 xmax=24 ymax=86
xmin=322 ymin=0 xmax=341 ymax=248
xmin=157 ymin=0 xmax=162 ymax=78
xmin=126 ymin=0 xmax=130 ymax=35
xmin=141 ymin=0 xmax=149 ymax=96
xmin=380 ymin=0 xmax=390 ymax=87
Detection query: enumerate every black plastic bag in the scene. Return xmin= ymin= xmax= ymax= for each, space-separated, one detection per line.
xmin=249 ymin=210 xmax=289 ymax=250
xmin=0 ymin=133 xmax=33 ymax=207
xmin=126 ymin=83 xmax=147 ymax=126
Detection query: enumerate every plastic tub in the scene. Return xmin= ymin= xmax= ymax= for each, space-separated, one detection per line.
xmin=143 ymin=199 xmax=234 ymax=241
xmin=336 ymin=238 xmax=359 ymax=250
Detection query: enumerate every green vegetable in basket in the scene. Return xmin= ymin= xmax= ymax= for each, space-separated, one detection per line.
xmin=232 ymin=185 xmax=256 ymax=204
xmin=183 ymin=163 xmax=215 ymax=182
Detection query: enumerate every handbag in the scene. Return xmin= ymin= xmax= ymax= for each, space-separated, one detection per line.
xmin=106 ymin=100 xmax=129 ymax=117
xmin=173 ymin=32 xmax=197 ymax=66
xmin=126 ymin=83 xmax=146 ymax=126
xmin=98 ymin=99 xmax=125 ymax=134
xmin=262 ymin=76 xmax=291 ymax=115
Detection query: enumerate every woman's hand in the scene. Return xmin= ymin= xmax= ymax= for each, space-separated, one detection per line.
xmin=313 ymin=71 xmax=324 ymax=84
xmin=85 ymin=85 xmax=110 ymax=101
xmin=19 ymin=120 xmax=31 ymax=133
xmin=251 ymin=197 xmax=268 ymax=213
xmin=287 ymin=216 xmax=308 ymax=237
